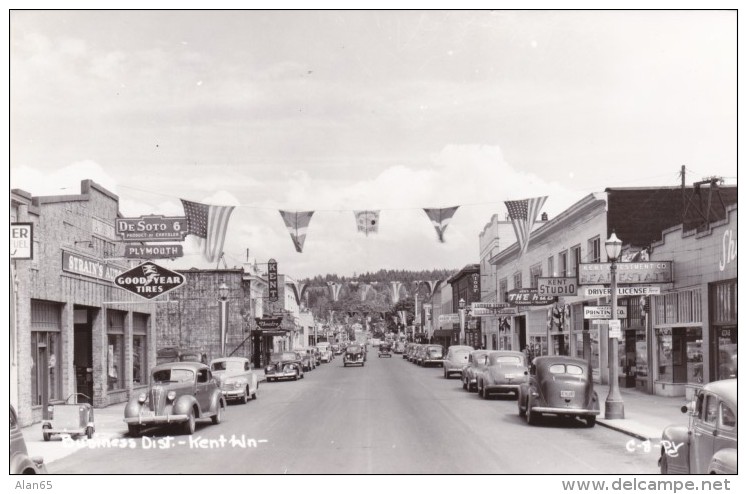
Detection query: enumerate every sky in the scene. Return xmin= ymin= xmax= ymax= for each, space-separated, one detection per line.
xmin=9 ymin=10 xmax=738 ymax=279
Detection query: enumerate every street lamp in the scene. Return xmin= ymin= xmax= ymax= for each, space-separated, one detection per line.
xmin=458 ymin=298 xmax=466 ymax=346
xmin=604 ymin=231 xmax=625 ymax=419
xmin=218 ymin=282 xmax=229 ymax=357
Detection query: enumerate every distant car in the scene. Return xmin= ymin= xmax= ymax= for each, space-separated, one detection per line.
xmin=394 ymin=341 xmax=406 ymax=354
xmin=124 ymin=362 xmax=226 ymax=437
xmin=371 ymin=338 xmax=381 ymax=347
xmin=378 ymin=342 xmax=393 ymax=358
xmin=156 ymin=346 xmax=208 ymax=365
xmin=317 ymin=343 xmax=334 ymax=363
xmin=331 ymin=344 xmax=342 ymax=355
xmin=210 ymin=357 xmax=258 ymax=404
xmin=462 ymin=350 xmax=491 ymax=391
xmin=11 ymin=405 xmax=47 ymax=474
xmin=265 ymin=352 xmax=304 ymax=382
xmin=518 ymin=356 xmax=600 ymax=427
xmin=421 ymin=345 xmax=445 ymax=367
xmin=344 ymin=345 xmax=365 ymax=367
xmin=296 ymin=349 xmax=315 ymax=372
xmin=412 ymin=345 xmax=427 ymax=364
xmin=442 ymin=345 xmax=474 ymax=379
xmin=659 ymin=379 xmax=737 ymax=474
xmin=476 ymin=351 xmax=528 ymax=399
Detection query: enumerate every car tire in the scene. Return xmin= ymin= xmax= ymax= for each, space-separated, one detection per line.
xmin=660 ymin=450 xmax=669 ymax=474
xmin=42 ymin=425 xmax=52 ymax=442
xmin=518 ymin=397 xmax=527 ymax=417
xmin=184 ymin=409 xmax=196 ymax=435
xmin=526 ymin=404 xmax=539 ymax=426
xmin=584 ymin=416 xmax=596 ymax=428
xmin=252 ymin=390 xmax=258 ymax=400
xmin=212 ymin=404 xmax=223 ymax=425
xmin=128 ymin=424 xmax=141 ymax=438
xmin=241 ymin=387 xmax=249 ymax=404
xmin=86 ymin=426 xmax=94 ymax=439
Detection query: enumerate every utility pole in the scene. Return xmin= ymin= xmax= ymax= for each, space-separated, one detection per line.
xmin=680 ymin=165 xmax=686 ymax=225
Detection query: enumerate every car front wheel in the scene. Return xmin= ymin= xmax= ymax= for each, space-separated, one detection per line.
xmin=184 ymin=409 xmax=196 ymax=435
xmin=212 ymin=404 xmax=223 ymax=425
xmin=241 ymin=387 xmax=249 ymax=404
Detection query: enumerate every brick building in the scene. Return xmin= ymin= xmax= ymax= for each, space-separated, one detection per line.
xmin=11 ymin=180 xmax=156 ymax=425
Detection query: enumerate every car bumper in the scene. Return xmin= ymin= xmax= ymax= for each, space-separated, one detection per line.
xmin=266 ymin=372 xmax=298 ymax=379
xmin=124 ymin=414 xmax=189 ymax=425
xmin=484 ymin=384 xmax=522 ymax=393
xmin=531 ymin=406 xmax=600 ymax=416
xmin=222 ymin=389 xmax=246 ymax=398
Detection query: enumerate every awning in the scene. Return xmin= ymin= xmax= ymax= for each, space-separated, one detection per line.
xmin=252 ymin=329 xmax=290 ymax=337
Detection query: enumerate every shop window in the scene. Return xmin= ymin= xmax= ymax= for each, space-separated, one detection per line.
xmin=656 ymin=327 xmax=702 ymax=384
xmin=570 ymin=246 xmax=581 ymax=276
xmin=558 ymin=251 xmax=568 ymax=277
xmin=588 ymin=236 xmax=601 ymax=263
xmin=31 ymin=332 xmax=62 ymax=406
xmin=133 ymin=313 xmax=149 ymax=386
xmin=547 ymin=256 xmax=555 ymax=277
xmin=107 ymin=310 xmax=126 ymax=391
xmin=527 ymin=335 xmax=547 ymax=358
xmin=499 ymin=279 xmax=508 ymax=303
xmin=513 ymin=272 xmax=522 ymax=290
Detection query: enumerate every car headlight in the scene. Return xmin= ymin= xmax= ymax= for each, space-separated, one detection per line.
xmin=138 ymin=393 xmax=147 ymax=404
xmin=265 ymin=366 xmax=274 ymax=372
xmin=167 ymin=391 xmax=177 ymax=401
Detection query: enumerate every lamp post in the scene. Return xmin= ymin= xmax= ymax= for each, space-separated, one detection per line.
xmin=604 ymin=231 xmax=625 ymax=419
xmin=458 ymin=298 xmax=466 ymax=345
xmin=218 ymin=283 xmax=229 ymax=357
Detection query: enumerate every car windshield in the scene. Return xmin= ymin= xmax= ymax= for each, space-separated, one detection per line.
xmin=347 ymin=345 xmax=362 ymax=353
xmin=427 ymin=346 xmax=442 ymax=353
xmin=272 ymin=352 xmax=297 ymax=362
xmin=450 ymin=350 xmax=471 ymax=359
xmin=548 ymin=364 xmax=584 ymax=375
xmin=152 ymin=368 xmax=194 ymax=383
xmin=211 ymin=361 xmax=244 ymax=372
xmin=491 ymin=355 xmax=523 ymax=365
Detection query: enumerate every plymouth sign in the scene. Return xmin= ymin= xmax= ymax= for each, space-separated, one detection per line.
xmin=578 ymin=262 xmax=673 ymax=285
xmin=124 ymin=244 xmax=184 ymax=259
xmin=116 ymin=216 xmax=188 ymax=242
xmin=507 ymin=288 xmax=555 ymax=306
xmin=114 ymin=262 xmax=185 ymax=299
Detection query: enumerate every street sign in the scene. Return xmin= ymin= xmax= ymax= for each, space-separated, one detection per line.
xmin=438 ymin=314 xmax=460 ymax=324
xmin=583 ymin=306 xmax=628 ymax=319
xmin=116 ymin=215 xmax=188 ymax=242
xmin=578 ymin=262 xmax=673 ymax=285
xmin=11 ymin=223 xmax=33 ymax=260
xmin=537 ymin=277 xmax=578 ymax=296
xmin=114 ymin=262 xmax=185 ymax=299
xmin=255 ymin=317 xmax=283 ymax=329
xmin=582 ymin=286 xmax=661 ymax=297
xmin=472 ymin=306 xmax=518 ymax=317
xmin=268 ymin=259 xmax=278 ymax=302
xmin=471 ymin=302 xmax=511 ymax=310
xmin=608 ymin=320 xmax=622 ymax=339
xmin=124 ymin=244 xmax=184 ymax=259
xmin=507 ymin=288 xmax=555 ymax=306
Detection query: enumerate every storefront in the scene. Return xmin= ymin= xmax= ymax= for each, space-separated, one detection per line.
xmin=12 ymin=181 xmax=157 ymax=426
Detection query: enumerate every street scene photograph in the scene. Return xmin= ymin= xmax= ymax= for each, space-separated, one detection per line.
xmin=8 ymin=7 xmax=739 ymax=484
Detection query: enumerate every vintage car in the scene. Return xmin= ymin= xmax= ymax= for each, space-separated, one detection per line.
xmin=344 ymin=344 xmax=365 ymax=367
xmin=407 ymin=344 xmax=422 ymax=363
xmin=317 ymin=343 xmax=334 ymax=363
xmin=378 ymin=342 xmax=393 ymax=358
xmin=421 ymin=344 xmax=445 ymax=367
xmin=332 ymin=344 xmax=343 ymax=355
xmin=462 ymin=350 xmax=491 ymax=391
xmin=156 ymin=346 xmax=208 ymax=365
xmin=210 ymin=357 xmax=258 ymax=404
xmin=442 ymin=345 xmax=474 ymax=379
xmin=476 ymin=351 xmax=528 ymax=399
xmin=296 ymin=349 xmax=316 ymax=372
xmin=11 ymin=405 xmax=47 ymax=474
xmin=41 ymin=393 xmax=95 ymax=441
xmin=394 ymin=341 xmax=406 ymax=354
xmin=265 ymin=352 xmax=304 ymax=382
xmin=124 ymin=362 xmax=226 ymax=437
xmin=518 ymin=356 xmax=600 ymax=427
xmin=659 ymin=379 xmax=737 ymax=474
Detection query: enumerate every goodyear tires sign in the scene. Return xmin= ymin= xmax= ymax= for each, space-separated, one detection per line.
xmin=115 ymin=262 xmax=185 ymax=299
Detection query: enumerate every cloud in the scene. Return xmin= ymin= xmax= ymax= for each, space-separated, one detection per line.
xmin=10 ymin=160 xmax=120 ymax=196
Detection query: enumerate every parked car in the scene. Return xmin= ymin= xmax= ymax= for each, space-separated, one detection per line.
xmin=462 ymin=350 xmax=491 ymax=391
xmin=378 ymin=342 xmax=393 ymax=358
xmin=394 ymin=341 xmax=406 ymax=354
xmin=210 ymin=357 xmax=258 ymax=404
xmin=296 ymin=349 xmax=315 ymax=372
xmin=41 ymin=393 xmax=95 ymax=441
xmin=476 ymin=351 xmax=528 ymax=399
xmin=344 ymin=344 xmax=365 ymax=367
xmin=442 ymin=345 xmax=474 ymax=379
xmin=156 ymin=346 xmax=207 ymax=365
xmin=124 ymin=362 xmax=226 ymax=437
xmin=317 ymin=343 xmax=334 ymax=363
xmin=411 ymin=344 xmax=425 ymax=364
xmin=517 ymin=356 xmax=599 ymax=427
xmin=659 ymin=379 xmax=737 ymax=474
xmin=265 ymin=352 xmax=304 ymax=382
xmin=332 ymin=344 xmax=343 ymax=355
xmin=421 ymin=344 xmax=445 ymax=367
xmin=11 ymin=405 xmax=47 ymax=474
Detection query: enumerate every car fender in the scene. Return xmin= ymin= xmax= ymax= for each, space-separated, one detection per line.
xmin=124 ymin=397 xmax=145 ymax=418
xmin=173 ymin=394 xmax=199 ymax=417
xmin=10 ymin=453 xmax=42 ymax=475
xmin=660 ymin=425 xmax=691 ymax=473
xmin=708 ymin=448 xmax=737 ymax=474
xmin=209 ymin=390 xmax=226 ymax=415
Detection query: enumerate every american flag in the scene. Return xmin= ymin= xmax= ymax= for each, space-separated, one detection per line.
xmin=279 ymin=210 xmax=315 ymax=253
xmin=505 ymin=196 xmax=548 ymax=257
xmin=181 ymin=199 xmax=235 ymax=263
xmin=423 ymin=206 xmax=460 ymax=242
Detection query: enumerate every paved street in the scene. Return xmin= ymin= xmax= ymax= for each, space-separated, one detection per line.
xmin=47 ymin=354 xmax=659 ymax=474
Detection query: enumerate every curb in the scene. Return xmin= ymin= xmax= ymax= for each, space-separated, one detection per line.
xmin=597 ymin=420 xmax=652 ymax=441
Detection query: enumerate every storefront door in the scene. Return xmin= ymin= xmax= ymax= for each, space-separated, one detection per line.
xmin=74 ymin=308 xmax=94 ymax=404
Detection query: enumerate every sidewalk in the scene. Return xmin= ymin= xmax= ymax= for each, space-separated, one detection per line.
xmin=595 ymin=383 xmax=690 ymax=440
xmin=23 ymin=371 xmax=267 ymax=465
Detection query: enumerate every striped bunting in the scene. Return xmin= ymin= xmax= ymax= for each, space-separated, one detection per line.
xmin=279 ymin=210 xmax=315 ymax=253
xmin=423 ymin=206 xmax=459 ymax=242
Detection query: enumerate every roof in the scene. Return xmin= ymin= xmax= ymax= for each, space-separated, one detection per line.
xmin=703 ymin=379 xmax=737 ymax=406
xmin=447 ymin=264 xmax=480 ymax=284
xmin=534 ymin=355 xmax=590 ymax=368
xmin=152 ymin=361 xmax=207 ymax=372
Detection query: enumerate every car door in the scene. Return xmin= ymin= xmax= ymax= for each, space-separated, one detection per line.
xmin=713 ymin=400 xmax=736 ymax=460
xmin=692 ymin=392 xmax=718 ymax=473
xmin=195 ymin=368 xmax=212 ymax=413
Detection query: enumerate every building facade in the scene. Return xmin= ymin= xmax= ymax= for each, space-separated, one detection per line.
xmin=11 ymin=181 xmax=157 ymax=426
xmin=447 ymin=264 xmax=482 ymax=348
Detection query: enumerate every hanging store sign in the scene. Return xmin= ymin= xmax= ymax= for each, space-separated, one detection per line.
xmin=578 ymin=262 xmax=673 ymax=285
xmin=63 ymin=251 xmax=124 ymax=282
xmin=255 ymin=317 xmax=283 ymax=329
xmin=438 ymin=314 xmax=461 ymax=324
xmin=608 ymin=320 xmax=622 ymax=339
xmin=11 ymin=222 xmax=33 ymax=260
xmin=537 ymin=277 xmax=578 ymax=296
xmin=116 ymin=216 xmax=188 ymax=242
xmin=114 ymin=261 xmax=185 ymax=299
xmin=583 ymin=306 xmax=628 ymax=319
xmin=268 ymin=259 xmax=278 ymax=302
xmin=507 ymin=288 xmax=555 ymax=306
xmin=472 ymin=306 xmax=518 ymax=317
xmin=124 ymin=244 xmax=184 ymax=259
xmin=582 ymin=286 xmax=661 ymax=297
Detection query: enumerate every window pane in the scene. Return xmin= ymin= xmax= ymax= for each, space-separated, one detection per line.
xmin=721 ymin=403 xmax=736 ymax=428
xmin=133 ymin=335 xmax=147 ymax=386
xmin=107 ymin=334 xmax=124 ymax=391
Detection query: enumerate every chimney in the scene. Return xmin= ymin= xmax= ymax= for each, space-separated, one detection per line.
xmin=541 ymin=212 xmax=548 ymax=221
